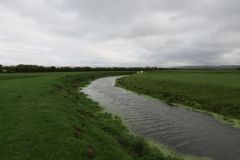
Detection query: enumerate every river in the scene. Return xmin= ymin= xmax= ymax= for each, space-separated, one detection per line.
xmin=82 ymin=76 xmax=240 ymax=160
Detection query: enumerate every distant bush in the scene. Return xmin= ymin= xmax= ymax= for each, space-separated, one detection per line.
xmin=0 ymin=64 xmax=166 ymax=73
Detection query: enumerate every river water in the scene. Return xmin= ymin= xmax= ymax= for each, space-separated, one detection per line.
xmin=82 ymin=76 xmax=240 ymax=160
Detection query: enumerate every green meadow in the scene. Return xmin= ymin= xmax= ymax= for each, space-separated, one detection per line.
xmin=0 ymin=72 xmax=182 ymax=160
xmin=116 ymin=70 xmax=240 ymax=122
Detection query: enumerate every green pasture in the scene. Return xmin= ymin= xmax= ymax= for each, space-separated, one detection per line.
xmin=0 ymin=72 xmax=181 ymax=160
xmin=117 ymin=70 xmax=240 ymax=121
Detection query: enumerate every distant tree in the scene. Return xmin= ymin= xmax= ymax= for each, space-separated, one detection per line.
xmin=15 ymin=64 xmax=46 ymax=72
xmin=47 ymin=66 xmax=56 ymax=72
xmin=4 ymin=66 xmax=15 ymax=72
xmin=0 ymin=64 xmax=164 ymax=73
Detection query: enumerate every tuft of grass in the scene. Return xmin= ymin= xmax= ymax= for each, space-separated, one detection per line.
xmin=116 ymin=70 xmax=240 ymax=121
xmin=0 ymin=72 xmax=182 ymax=160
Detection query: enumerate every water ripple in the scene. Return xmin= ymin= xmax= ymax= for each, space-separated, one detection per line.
xmin=82 ymin=76 xmax=240 ymax=160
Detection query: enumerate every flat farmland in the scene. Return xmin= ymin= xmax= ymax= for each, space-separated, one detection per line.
xmin=117 ymin=70 xmax=240 ymax=120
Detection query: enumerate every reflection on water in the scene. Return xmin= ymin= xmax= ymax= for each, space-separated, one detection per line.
xmin=82 ymin=76 xmax=240 ymax=160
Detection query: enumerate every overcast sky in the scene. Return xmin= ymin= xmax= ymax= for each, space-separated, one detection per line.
xmin=0 ymin=0 xmax=240 ymax=67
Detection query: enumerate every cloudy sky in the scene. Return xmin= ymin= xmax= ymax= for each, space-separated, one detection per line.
xmin=0 ymin=0 xmax=240 ymax=67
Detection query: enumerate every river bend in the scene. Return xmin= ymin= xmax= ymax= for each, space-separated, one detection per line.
xmin=82 ymin=77 xmax=240 ymax=160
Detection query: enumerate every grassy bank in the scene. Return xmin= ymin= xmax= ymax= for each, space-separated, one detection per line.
xmin=0 ymin=72 xmax=182 ymax=160
xmin=116 ymin=70 xmax=240 ymax=124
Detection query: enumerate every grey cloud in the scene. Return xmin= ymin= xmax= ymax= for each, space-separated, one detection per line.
xmin=0 ymin=0 xmax=239 ymax=67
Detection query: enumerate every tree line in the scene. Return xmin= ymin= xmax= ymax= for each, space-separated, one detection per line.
xmin=0 ymin=64 xmax=165 ymax=73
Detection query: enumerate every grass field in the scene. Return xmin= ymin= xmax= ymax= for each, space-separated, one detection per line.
xmin=0 ymin=72 xmax=182 ymax=160
xmin=116 ymin=70 xmax=240 ymax=121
